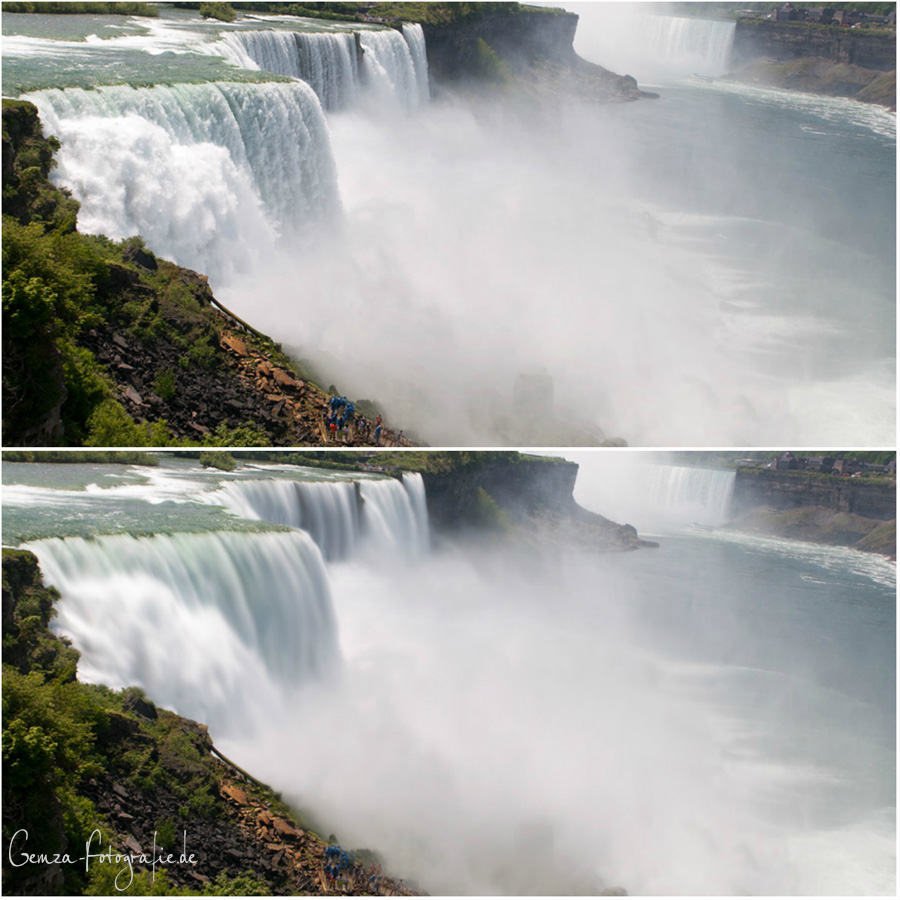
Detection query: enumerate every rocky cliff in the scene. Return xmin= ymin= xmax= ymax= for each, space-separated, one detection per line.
xmin=732 ymin=468 xmax=896 ymax=520
xmin=732 ymin=20 xmax=896 ymax=71
xmin=422 ymin=8 xmax=578 ymax=78
xmin=412 ymin=454 xmax=646 ymax=552
xmin=728 ymin=468 xmax=896 ymax=557
xmin=729 ymin=19 xmax=896 ymax=107
xmin=420 ymin=7 xmax=645 ymax=101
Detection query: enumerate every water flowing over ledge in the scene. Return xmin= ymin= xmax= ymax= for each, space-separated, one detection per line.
xmin=209 ymin=472 xmax=430 ymax=561
xmin=207 ymin=23 xmax=429 ymax=111
xmin=26 ymin=530 xmax=339 ymax=691
xmin=27 ymin=80 xmax=340 ymax=276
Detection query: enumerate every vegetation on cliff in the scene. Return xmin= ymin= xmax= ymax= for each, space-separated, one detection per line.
xmin=373 ymin=450 xmax=531 ymax=474
xmin=171 ymin=2 xmax=564 ymax=26
xmin=2 ymin=549 xmax=411 ymax=895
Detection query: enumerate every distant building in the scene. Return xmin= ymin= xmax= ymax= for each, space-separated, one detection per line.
xmin=774 ymin=3 xmax=800 ymax=22
xmin=775 ymin=451 xmax=798 ymax=471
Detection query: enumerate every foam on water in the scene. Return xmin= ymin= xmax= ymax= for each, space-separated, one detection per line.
xmin=27 ymin=80 xmax=339 ymax=279
xmin=207 ymin=472 xmax=429 ymax=561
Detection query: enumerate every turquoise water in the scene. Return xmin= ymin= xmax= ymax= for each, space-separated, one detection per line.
xmin=1 ymin=8 xmax=380 ymax=93
xmin=1 ymin=458 xmax=382 ymax=543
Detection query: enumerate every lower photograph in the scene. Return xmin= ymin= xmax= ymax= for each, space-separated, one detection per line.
xmin=2 ymin=449 xmax=895 ymax=896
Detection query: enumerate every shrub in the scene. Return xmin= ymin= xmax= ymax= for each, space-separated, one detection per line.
xmin=199 ymin=2 xmax=235 ymax=21
xmin=153 ymin=368 xmax=177 ymax=403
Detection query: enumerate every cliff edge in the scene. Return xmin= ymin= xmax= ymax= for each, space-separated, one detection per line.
xmin=374 ymin=452 xmax=648 ymax=552
xmin=727 ymin=467 xmax=896 ymax=559
xmin=729 ymin=19 xmax=896 ymax=108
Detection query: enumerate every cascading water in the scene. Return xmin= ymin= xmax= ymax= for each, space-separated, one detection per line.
xmin=210 ymin=473 xmax=430 ymax=561
xmin=644 ymin=15 xmax=735 ymax=77
xmin=401 ymin=23 xmax=430 ymax=104
xmin=358 ymin=27 xmax=423 ymax=109
xmin=570 ymin=454 xmax=737 ymax=531
xmin=26 ymin=80 xmax=339 ymax=279
xmin=359 ymin=473 xmax=431 ymax=558
xmin=210 ymin=30 xmax=360 ymax=111
xmin=5 ymin=457 xmax=895 ymax=894
xmin=207 ymin=25 xmax=427 ymax=111
xmin=643 ymin=464 xmax=736 ymax=526
xmin=24 ymin=530 xmax=338 ymax=731
xmin=295 ymin=31 xmax=362 ymax=110
xmin=573 ymin=9 xmax=736 ymax=81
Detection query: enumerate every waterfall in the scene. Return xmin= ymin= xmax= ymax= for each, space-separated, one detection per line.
xmin=210 ymin=31 xmax=360 ymax=111
xmin=574 ymin=458 xmax=736 ymax=531
xmin=207 ymin=25 xmax=428 ymax=111
xmin=211 ymin=480 xmax=361 ymax=561
xmin=643 ymin=464 xmax=736 ymax=526
xmin=359 ymin=473 xmax=431 ymax=558
xmin=358 ymin=27 xmax=424 ymax=109
xmin=643 ymin=15 xmax=735 ymax=77
xmin=295 ymin=32 xmax=362 ymax=110
xmin=210 ymin=473 xmax=430 ymax=561
xmin=402 ymin=23 xmax=430 ymax=104
xmin=579 ymin=11 xmax=735 ymax=80
xmin=25 ymin=530 xmax=338 ymax=728
xmin=26 ymin=81 xmax=339 ymax=280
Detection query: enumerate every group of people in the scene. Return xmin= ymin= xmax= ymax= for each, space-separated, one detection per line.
xmin=322 ymin=395 xmax=384 ymax=444
xmin=321 ymin=844 xmax=386 ymax=894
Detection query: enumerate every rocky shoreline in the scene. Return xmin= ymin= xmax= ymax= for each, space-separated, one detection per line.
xmin=729 ymin=18 xmax=896 ymax=108
xmin=726 ymin=467 xmax=896 ymax=559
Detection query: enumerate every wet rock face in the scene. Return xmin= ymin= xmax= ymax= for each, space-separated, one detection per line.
xmin=732 ymin=469 xmax=896 ymax=521
xmin=421 ymin=10 xmax=643 ymax=101
xmin=421 ymin=458 xmax=644 ymax=551
xmin=422 ymin=10 xmax=579 ymax=82
xmin=732 ymin=19 xmax=896 ymax=71
xmin=422 ymin=458 xmax=579 ymax=527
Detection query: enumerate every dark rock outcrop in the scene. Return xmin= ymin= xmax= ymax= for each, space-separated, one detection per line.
xmin=421 ymin=8 xmax=645 ymax=102
xmin=422 ymin=8 xmax=580 ymax=80
xmin=421 ymin=456 xmax=646 ymax=552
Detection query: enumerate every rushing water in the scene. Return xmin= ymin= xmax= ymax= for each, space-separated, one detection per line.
xmin=2 ymin=457 xmax=894 ymax=895
xmin=1 ymin=8 xmax=895 ymax=444
xmin=568 ymin=455 xmax=737 ymax=529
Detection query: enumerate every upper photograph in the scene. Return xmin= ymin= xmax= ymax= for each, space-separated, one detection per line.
xmin=2 ymin=1 xmax=895 ymax=448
